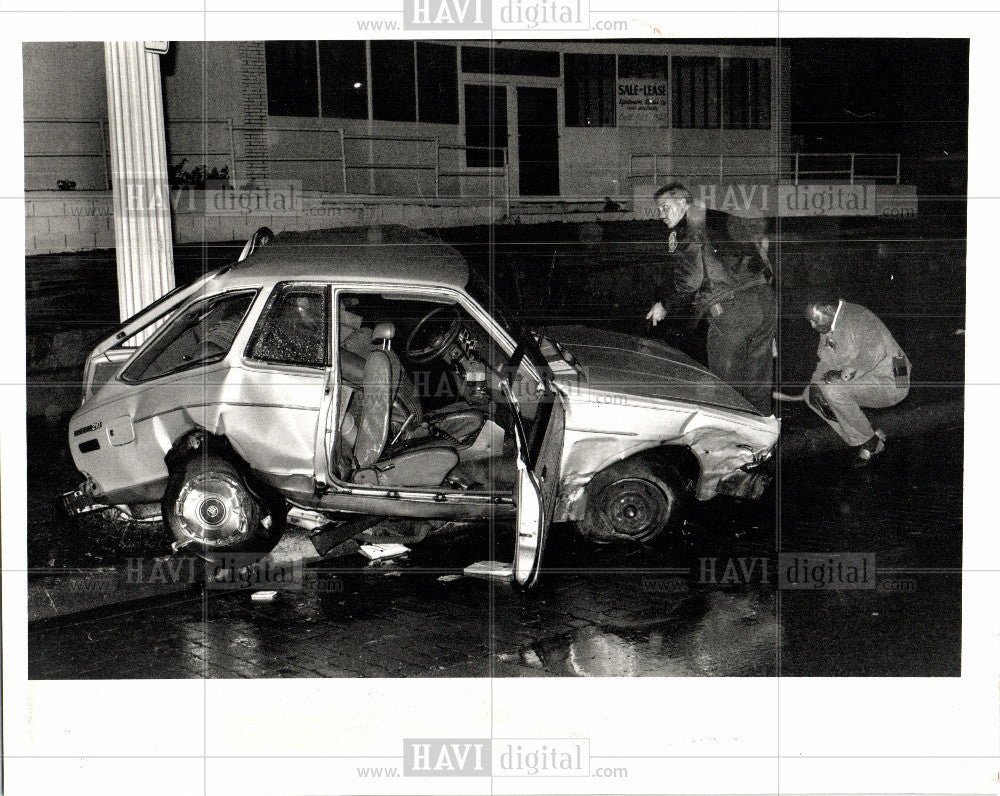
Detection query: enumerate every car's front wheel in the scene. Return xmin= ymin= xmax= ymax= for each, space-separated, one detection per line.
xmin=162 ymin=454 xmax=284 ymax=556
xmin=576 ymin=458 xmax=686 ymax=544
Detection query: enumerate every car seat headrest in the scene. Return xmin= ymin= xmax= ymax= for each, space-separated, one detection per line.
xmin=372 ymin=322 xmax=395 ymax=350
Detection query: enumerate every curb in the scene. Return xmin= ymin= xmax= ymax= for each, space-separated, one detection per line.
xmin=27 ymin=528 xmax=320 ymax=625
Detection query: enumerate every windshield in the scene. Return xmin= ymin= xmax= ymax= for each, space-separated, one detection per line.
xmin=465 ymin=268 xmax=521 ymax=341
xmin=466 ymin=268 xmax=556 ymax=369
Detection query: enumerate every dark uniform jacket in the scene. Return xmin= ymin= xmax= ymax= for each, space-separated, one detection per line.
xmin=665 ymin=209 xmax=771 ymax=312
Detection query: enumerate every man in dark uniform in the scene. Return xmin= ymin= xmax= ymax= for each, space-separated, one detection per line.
xmin=646 ymin=183 xmax=776 ymax=414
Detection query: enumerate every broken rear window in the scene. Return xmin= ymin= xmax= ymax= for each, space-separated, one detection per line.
xmin=121 ymin=290 xmax=258 ymax=383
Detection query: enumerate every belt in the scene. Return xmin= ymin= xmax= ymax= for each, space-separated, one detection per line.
xmin=696 ymin=272 xmax=771 ymax=312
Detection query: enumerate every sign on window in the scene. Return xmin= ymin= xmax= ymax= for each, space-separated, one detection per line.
xmin=616 ymin=79 xmax=668 ymax=127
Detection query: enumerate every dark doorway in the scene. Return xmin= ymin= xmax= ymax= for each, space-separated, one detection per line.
xmin=516 ymin=86 xmax=559 ymax=196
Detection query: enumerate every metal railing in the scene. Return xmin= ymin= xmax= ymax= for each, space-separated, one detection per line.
xmin=25 ymin=117 xmax=239 ymax=190
xmin=437 ymin=143 xmax=509 ymax=213
xmin=25 ymin=118 xmax=511 ymax=209
xmin=790 ymin=152 xmax=901 ymax=185
xmin=234 ymin=123 xmax=347 ymax=193
xmin=24 ymin=118 xmax=110 ymax=191
xmin=165 ymin=118 xmax=238 ymax=185
xmin=629 ymin=152 xmax=902 ymax=185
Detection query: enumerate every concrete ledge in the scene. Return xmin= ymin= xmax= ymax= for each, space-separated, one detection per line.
xmin=25 ymin=186 xmax=922 ymax=255
xmin=28 ymin=568 xmax=197 ymax=624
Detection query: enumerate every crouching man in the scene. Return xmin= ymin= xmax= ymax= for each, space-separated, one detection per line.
xmin=804 ymin=299 xmax=911 ymax=466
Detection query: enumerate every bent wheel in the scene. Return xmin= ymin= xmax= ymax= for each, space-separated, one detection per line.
xmin=162 ymin=454 xmax=283 ymax=556
xmin=577 ymin=459 xmax=686 ymax=544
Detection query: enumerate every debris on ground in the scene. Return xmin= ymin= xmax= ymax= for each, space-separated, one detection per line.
xmin=437 ymin=574 xmax=462 ymax=583
xmin=286 ymin=507 xmax=329 ymax=531
xmin=358 ymin=543 xmax=410 ymax=562
xmin=462 ymin=560 xmax=514 ymax=581
xmin=310 ymin=515 xmax=382 ymax=556
xmin=325 ymin=540 xmax=360 ymax=558
xmin=521 ymin=648 xmax=544 ymax=668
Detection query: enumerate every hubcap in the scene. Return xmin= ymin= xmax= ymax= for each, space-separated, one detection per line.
xmin=175 ymin=473 xmax=250 ymax=547
xmin=598 ymin=477 xmax=670 ymax=541
xmin=199 ymin=497 xmax=227 ymax=525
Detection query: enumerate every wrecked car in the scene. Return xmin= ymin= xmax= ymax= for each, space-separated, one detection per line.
xmin=64 ymin=225 xmax=779 ymax=588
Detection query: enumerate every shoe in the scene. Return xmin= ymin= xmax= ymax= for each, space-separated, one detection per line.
xmin=853 ymin=429 xmax=886 ymax=467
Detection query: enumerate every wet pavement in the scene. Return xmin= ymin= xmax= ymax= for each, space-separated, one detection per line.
xmin=28 ymin=424 xmax=962 ymax=679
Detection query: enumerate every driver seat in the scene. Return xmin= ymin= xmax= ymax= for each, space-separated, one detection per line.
xmin=405 ymin=403 xmax=487 ymax=448
xmin=352 ymin=334 xmax=459 ymax=488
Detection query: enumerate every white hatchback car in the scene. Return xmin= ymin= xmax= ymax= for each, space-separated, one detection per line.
xmin=65 ymin=226 xmax=779 ymax=587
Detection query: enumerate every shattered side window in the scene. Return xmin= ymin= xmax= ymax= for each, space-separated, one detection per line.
xmin=246 ymin=283 xmax=329 ymax=368
xmin=121 ymin=290 xmax=258 ymax=383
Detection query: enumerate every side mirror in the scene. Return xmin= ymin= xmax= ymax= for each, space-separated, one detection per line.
xmin=237 ymin=226 xmax=274 ymax=262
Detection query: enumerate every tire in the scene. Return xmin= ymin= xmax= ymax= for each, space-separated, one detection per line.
xmin=162 ymin=454 xmax=284 ymax=556
xmin=576 ymin=458 xmax=687 ymax=545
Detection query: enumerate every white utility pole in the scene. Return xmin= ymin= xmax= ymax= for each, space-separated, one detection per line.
xmin=104 ymin=41 xmax=175 ymax=323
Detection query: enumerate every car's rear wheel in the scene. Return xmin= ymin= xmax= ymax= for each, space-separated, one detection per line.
xmin=576 ymin=459 xmax=686 ymax=544
xmin=162 ymin=454 xmax=284 ymax=556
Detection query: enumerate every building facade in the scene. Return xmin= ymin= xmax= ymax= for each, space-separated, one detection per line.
xmin=169 ymin=39 xmax=786 ymax=203
xmin=23 ymin=40 xmax=913 ymax=255
xmin=26 ymin=39 xmax=786 ymax=199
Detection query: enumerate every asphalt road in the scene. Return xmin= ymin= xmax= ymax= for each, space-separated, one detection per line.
xmin=28 ymin=423 xmax=963 ymax=679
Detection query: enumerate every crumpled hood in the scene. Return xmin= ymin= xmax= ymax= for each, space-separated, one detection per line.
xmin=541 ymin=325 xmax=761 ymax=416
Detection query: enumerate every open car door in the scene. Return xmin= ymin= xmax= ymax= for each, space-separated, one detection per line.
xmin=503 ymin=376 xmax=565 ymax=589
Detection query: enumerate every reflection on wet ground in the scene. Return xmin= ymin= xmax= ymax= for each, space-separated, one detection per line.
xmin=520 ymin=590 xmax=777 ymax=677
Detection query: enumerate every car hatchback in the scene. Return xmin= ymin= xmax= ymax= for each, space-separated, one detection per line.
xmin=66 ymin=225 xmax=779 ymax=587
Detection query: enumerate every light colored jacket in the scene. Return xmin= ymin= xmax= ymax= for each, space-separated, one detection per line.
xmin=811 ymin=301 xmax=909 ymax=383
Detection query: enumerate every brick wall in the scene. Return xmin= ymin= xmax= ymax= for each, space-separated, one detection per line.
xmin=238 ymin=42 xmax=268 ymax=187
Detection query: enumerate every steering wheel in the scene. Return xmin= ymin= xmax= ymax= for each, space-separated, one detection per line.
xmin=404 ymin=307 xmax=462 ymax=364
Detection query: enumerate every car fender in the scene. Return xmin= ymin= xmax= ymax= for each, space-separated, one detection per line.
xmin=555 ymin=438 xmax=701 ymax=523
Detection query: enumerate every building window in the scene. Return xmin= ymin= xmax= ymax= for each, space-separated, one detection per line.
xmin=464 ymin=84 xmax=507 ymax=168
xmin=319 ymin=41 xmax=368 ymax=120
xmin=671 ymin=56 xmax=720 ymax=129
xmin=723 ymin=58 xmax=771 ymax=129
xmin=265 ymin=41 xmax=319 ymax=117
xmin=564 ymin=53 xmax=615 ymax=127
xmin=370 ymin=41 xmax=416 ymax=122
xmin=417 ymin=43 xmax=458 ymax=124
xmin=264 ymin=41 xmax=460 ymax=125
xmin=461 ymin=46 xmax=560 ymax=77
xmin=618 ymin=54 xmax=669 ymax=81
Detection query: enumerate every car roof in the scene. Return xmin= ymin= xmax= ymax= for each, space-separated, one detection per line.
xmin=217 ymin=225 xmax=469 ymax=289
